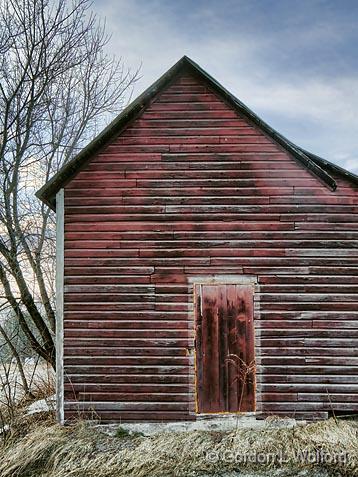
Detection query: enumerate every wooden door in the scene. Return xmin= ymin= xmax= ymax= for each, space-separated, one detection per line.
xmin=194 ymin=283 xmax=255 ymax=413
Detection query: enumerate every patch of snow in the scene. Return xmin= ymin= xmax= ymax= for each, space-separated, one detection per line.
xmin=0 ymin=424 xmax=9 ymax=435
xmin=26 ymin=394 xmax=55 ymax=415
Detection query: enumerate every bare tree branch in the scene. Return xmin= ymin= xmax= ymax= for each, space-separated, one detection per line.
xmin=0 ymin=0 xmax=139 ymax=367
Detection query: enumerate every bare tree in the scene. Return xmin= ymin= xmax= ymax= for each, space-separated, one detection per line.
xmin=0 ymin=0 xmax=139 ymax=368
xmin=0 ymin=318 xmax=31 ymax=397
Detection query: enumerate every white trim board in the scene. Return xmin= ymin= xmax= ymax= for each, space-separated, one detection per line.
xmin=188 ymin=275 xmax=257 ymax=285
xmin=55 ymin=188 xmax=64 ymax=424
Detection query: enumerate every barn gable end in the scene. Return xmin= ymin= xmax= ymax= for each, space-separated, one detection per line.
xmin=39 ymin=58 xmax=358 ymax=423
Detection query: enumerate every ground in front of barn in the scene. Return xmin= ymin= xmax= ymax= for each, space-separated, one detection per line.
xmin=0 ymin=399 xmax=356 ymax=477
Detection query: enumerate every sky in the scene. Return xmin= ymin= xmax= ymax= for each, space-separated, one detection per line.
xmin=92 ymin=0 xmax=358 ymax=173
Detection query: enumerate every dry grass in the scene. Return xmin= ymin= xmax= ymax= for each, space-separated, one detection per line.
xmin=0 ymin=415 xmax=356 ymax=477
xmin=0 ymin=369 xmax=55 ymax=433
xmin=29 ymin=367 xmax=55 ymax=401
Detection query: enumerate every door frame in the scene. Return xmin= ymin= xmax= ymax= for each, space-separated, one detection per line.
xmin=188 ymin=275 xmax=260 ymax=416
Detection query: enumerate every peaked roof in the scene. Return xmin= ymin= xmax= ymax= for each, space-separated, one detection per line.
xmin=36 ymin=56 xmax=358 ymax=210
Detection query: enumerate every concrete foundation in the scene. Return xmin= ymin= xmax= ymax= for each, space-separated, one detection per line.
xmin=96 ymin=414 xmax=304 ymax=436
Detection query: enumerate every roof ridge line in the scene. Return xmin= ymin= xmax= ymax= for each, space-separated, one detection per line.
xmin=37 ymin=56 xmax=358 ymax=210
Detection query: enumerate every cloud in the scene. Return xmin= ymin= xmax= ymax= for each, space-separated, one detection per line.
xmin=94 ymin=0 xmax=358 ymax=173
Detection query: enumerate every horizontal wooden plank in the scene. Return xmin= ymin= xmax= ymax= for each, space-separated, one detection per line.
xmin=140 ymin=110 xmax=237 ymax=119
xmin=257 ymin=374 xmax=358 ymax=384
xmin=122 ymin=127 xmax=258 ymax=137
xmin=259 ymin=311 xmax=358 ymax=320
xmin=64 ymin=276 xmax=152 ymax=284
xmin=257 ymin=347 xmax=356 ymax=357
xmin=64 ymin=410 xmax=193 ymax=422
xmin=64 ymin=234 xmax=358 ymax=245
xmin=64 ymin=357 xmax=189 ymax=366
xmin=116 ymin=135 xmax=271 ymax=145
xmin=64 ymin=267 xmax=154 ymax=276
xmin=65 ymin=374 xmax=191 ymax=384
xmin=259 ymin=329 xmax=358 ymax=338
xmin=66 ymin=187 xmax=298 ymax=198
xmin=297 ymin=394 xmax=358 ymax=402
xmin=64 ymin=345 xmax=187 ymax=356
xmin=260 ymin=393 xmax=299 ymax=402
xmin=260 ymin=285 xmax=358 ymax=293
xmin=155 ymin=93 xmax=222 ymax=103
xmin=64 ymin=338 xmax=191 ymax=348
xmin=64 ymin=365 xmax=190 ymax=375
xmin=256 ymin=321 xmax=358 ymax=330
xmin=257 ymin=366 xmax=358 ymax=375
xmin=257 ymin=357 xmax=358 ymax=365
xmin=65 ymin=401 xmax=189 ymax=411
xmin=73 ymin=393 xmax=189 ymax=402
xmin=63 ymin=247 xmax=358 ymax=259
xmin=64 ymin=293 xmax=155 ymax=303
xmin=64 ymin=320 xmax=188 ymax=330
xmin=259 ymin=402 xmax=357 ymax=411
xmin=133 ymin=120 xmax=255 ymax=128
xmin=64 ymin=221 xmax=295 ymax=232
xmin=312 ymin=320 xmax=358 ymax=328
xmin=64 ymin=311 xmax=189 ymax=320
xmin=64 ymin=329 xmax=189 ymax=338
xmin=259 ymin=275 xmax=358 ymax=284
xmin=259 ymin=384 xmax=358 ymax=393
xmin=64 ymin=285 xmax=155 ymax=293
xmin=147 ymin=101 xmax=243 ymax=111
xmin=132 ymin=178 xmax=317 ymax=188
xmin=64 ymin=303 xmax=157 ymax=311
xmin=64 ymin=204 xmax=357 ymax=215
xmin=64 ymin=384 xmax=189 ymax=393
xmin=261 ymin=302 xmax=358 ymax=311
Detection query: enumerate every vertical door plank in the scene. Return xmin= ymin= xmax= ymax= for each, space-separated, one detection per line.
xmin=243 ymin=284 xmax=255 ymax=411
xmin=226 ymin=284 xmax=238 ymax=412
xmin=218 ymin=285 xmax=228 ymax=411
xmin=195 ymin=284 xmax=203 ymax=412
xmin=202 ymin=285 xmax=213 ymax=411
xmin=210 ymin=286 xmax=221 ymax=411
xmin=236 ymin=284 xmax=253 ymax=411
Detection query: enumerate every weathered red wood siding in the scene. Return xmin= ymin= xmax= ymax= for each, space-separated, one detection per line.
xmin=63 ymin=70 xmax=358 ymax=422
xmin=195 ymin=284 xmax=255 ymax=413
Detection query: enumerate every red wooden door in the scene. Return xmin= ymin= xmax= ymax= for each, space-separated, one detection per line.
xmin=194 ymin=284 xmax=255 ymax=413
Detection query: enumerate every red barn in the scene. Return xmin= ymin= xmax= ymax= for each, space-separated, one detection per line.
xmin=37 ymin=56 xmax=358 ymax=424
